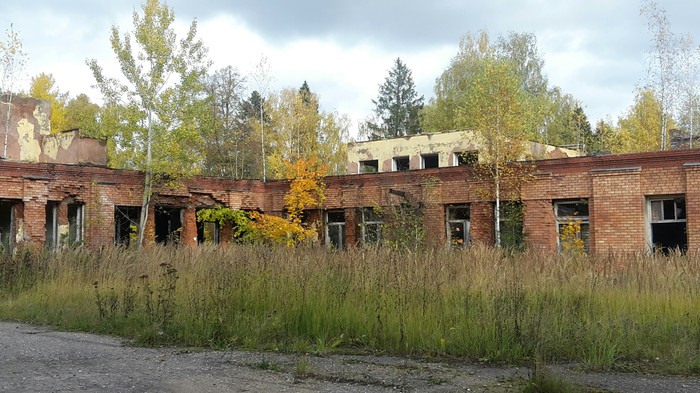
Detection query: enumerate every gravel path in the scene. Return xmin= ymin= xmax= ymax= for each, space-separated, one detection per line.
xmin=1 ymin=322 xmax=699 ymax=392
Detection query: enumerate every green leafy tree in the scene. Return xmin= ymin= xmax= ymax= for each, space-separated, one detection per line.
xmin=364 ymin=58 xmax=424 ymax=139
xmin=459 ymin=57 xmax=531 ymax=247
xmin=423 ymin=30 xmax=579 ymax=144
xmin=64 ymin=94 xmax=101 ymax=136
xmin=236 ymin=90 xmax=269 ymax=179
xmin=590 ymin=119 xmax=622 ymax=154
xmin=87 ymin=0 xmax=210 ymax=247
xmin=266 ymin=85 xmax=348 ymax=178
xmin=29 ymin=73 xmax=69 ymax=132
xmin=617 ymin=89 xmax=671 ymax=152
xmin=203 ymin=65 xmax=246 ymax=178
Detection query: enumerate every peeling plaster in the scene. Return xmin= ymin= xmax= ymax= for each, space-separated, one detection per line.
xmin=16 ymin=119 xmax=41 ymax=161
xmin=33 ymin=104 xmax=51 ymax=136
xmin=43 ymin=132 xmax=76 ymax=160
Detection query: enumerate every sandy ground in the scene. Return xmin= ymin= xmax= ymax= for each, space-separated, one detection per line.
xmin=1 ymin=322 xmax=700 ymax=392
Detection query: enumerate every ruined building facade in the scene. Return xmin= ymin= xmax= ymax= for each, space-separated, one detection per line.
xmin=0 ymin=97 xmax=698 ymax=254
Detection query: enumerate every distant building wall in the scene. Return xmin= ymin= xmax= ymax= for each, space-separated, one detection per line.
xmin=347 ymin=130 xmax=580 ymax=174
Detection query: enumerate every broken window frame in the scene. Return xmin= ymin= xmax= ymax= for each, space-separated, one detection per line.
xmin=453 ymin=151 xmax=479 ymax=167
xmin=361 ymin=207 xmax=383 ymax=245
xmin=392 ymin=156 xmax=410 ymax=172
xmin=554 ymin=199 xmax=590 ymax=253
xmin=446 ymin=205 xmax=470 ymax=247
xmin=114 ymin=206 xmax=141 ymax=247
xmin=325 ymin=210 xmax=345 ymax=249
xmin=646 ymin=195 xmax=687 ymax=253
xmin=359 ymin=159 xmax=379 ymax=174
xmin=420 ymin=153 xmax=439 ymax=169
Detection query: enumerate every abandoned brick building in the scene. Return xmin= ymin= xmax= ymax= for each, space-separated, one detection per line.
xmin=0 ymin=97 xmax=698 ymax=254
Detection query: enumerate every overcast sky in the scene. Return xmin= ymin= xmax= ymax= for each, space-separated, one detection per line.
xmin=1 ymin=1 xmax=697 ymax=138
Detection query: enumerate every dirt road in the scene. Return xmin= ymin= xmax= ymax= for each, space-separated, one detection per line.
xmin=1 ymin=322 xmax=699 ymax=392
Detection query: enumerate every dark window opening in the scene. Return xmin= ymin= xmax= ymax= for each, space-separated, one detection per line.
xmin=155 ymin=206 xmax=182 ymax=245
xmin=115 ymin=206 xmax=141 ymax=247
xmin=0 ymin=202 xmax=14 ymax=252
xmin=326 ymin=210 xmax=345 ymax=249
xmin=455 ymin=151 xmax=479 ymax=166
xmin=393 ymin=156 xmax=409 ymax=171
xmin=359 ymin=160 xmax=379 ymax=173
xmin=446 ymin=205 xmax=470 ymax=247
xmin=421 ymin=154 xmax=439 ymax=169
xmin=649 ymin=197 xmax=687 ymax=253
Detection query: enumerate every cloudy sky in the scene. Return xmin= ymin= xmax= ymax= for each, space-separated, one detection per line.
xmin=0 ymin=1 xmax=697 ymax=138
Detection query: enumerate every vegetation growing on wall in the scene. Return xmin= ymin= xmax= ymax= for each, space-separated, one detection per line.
xmin=197 ymin=158 xmax=326 ymax=246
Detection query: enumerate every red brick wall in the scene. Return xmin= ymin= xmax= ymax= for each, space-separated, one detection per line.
xmin=590 ymin=168 xmax=645 ymax=253
xmin=684 ymin=164 xmax=700 ymax=252
xmin=1 ymin=150 xmax=700 ymax=254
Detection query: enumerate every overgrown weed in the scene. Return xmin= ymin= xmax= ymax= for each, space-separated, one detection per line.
xmin=1 ymin=244 xmax=700 ymax=373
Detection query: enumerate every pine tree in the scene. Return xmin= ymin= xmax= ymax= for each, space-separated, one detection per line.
xmin=365 ymin=58 xmax=424 ymax=139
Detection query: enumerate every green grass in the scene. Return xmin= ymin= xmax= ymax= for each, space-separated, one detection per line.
xmin=1 ymin=245 xmax=700 ymax=374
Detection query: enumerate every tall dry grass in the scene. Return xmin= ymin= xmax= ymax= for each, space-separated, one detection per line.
xmin=1 ymin=244 xmax=699 ymax=373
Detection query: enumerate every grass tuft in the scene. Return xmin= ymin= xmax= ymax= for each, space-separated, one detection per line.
xmin=1 ymin=245 xmax=700 ymax=373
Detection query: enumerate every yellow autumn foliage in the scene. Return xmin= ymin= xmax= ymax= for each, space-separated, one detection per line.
xmin=248 ymin=158 xmax=326 ymax=246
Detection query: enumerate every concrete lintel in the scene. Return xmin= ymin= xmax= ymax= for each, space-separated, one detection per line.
xmin=589 ymin=166 xmax=641 ymax=174
xmin=682 ymin=162 xmax=700 ymax=167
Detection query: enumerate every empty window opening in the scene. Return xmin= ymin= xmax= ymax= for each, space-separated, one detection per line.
xmin=454 ymin=151 xmax=479 ymax=166
xmin=361 ymin=208 xmax=383 ymax=244
xmin=196 ymin=209 xmax=220 ymax=244
xmin=45 ymin=202 xmax=58 ymax=250
xmin=498 ymin=201 xmax=524 ymax=250
xmin=67 ymin=203 xmax=84 ymax=246
xmin=554 ymin=200 xmax=589 ymax=253
xmin=446 ymin=205 xmax=470 ymax=247
xmin=0 ymin=201 xmax=15 ymax=252
xmin=421 ymin=154 xmax=439 ymax=169
xmin=648 ymin=196 xmax=687 ymax=253
xmin=155 ymin=206 xmax=182 ymax=245
xmin=359 ymin=160 xmax=379 ymax=173
xmin=115 ymin=206 xmax=141 ymax=247
xmin=325 ymin=210 xmax=345 ymax=249
xmin=393 ymin=156 xmax=410 ymax=171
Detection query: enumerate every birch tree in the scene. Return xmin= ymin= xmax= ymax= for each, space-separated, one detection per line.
xmin=87 ymin=0 xmax=210 ymax=247
xmin=676 ymin=34 xmax=700 ymax=147
xmin=0 ymin=25 xmax=26 ymax=158
xmin=266 ymin=86 xmax=348 ymax=179
xmin=458 ymin=57 xmax=531 ymax=247
xmin=641 ymin=0 xmax=677 ymax=150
